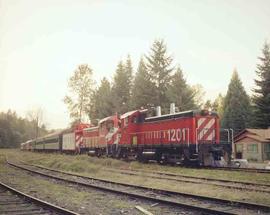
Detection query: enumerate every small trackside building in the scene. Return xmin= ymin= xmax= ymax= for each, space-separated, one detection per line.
xmin=233 ymin=128 xmax=270 ymax=162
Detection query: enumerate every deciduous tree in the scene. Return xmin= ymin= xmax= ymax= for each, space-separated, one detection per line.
xmin=212 ymin=93 xmax=225 ymax=119
xmin=64 ymin=64 xmax=95 ymax=122
xmin=191 ymin=84 xmax=205 ymax=109
xmin=0 ymin=110 xmax=48 ymax=148
xmin=26 ymin=107 xmax=44 ymax=139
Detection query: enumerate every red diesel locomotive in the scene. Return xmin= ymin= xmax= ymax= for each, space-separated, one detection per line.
xmin=83 ymin=114 xmax=120 ymax=156
xmin=84 ymin=109 xmax=231 ymax=166
xmin=21 ymin=107 xmax=231 ymax=166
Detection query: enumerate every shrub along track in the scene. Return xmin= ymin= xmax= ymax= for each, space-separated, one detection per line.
xmin=0 ymin=180 xmax=78 ymax=215
xmin=6 ymin=158 xmax=270 ymax=215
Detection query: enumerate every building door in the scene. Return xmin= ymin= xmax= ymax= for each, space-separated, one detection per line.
xmin=236 ymin=144 xmax=243 ymax=159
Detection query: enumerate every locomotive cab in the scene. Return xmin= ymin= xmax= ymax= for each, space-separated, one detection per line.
xmin=98 ymin=114 xmax=120 ymax=157
xmin=118 ymin=109 xmax=148 ymax=159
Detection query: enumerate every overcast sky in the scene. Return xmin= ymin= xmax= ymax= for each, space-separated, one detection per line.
xmin=0 ymin=0 xmax=270 ymax=129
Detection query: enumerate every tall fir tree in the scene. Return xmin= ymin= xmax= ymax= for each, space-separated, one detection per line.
xmin=252 ymin=42 xmax=270 ymax=128
xmin=145 ymin=39 xmax=174 ymax=110
xmin=131 ymin=57 xmax=155 ymax=109
xmin=111 ymin=59 xmax=133 ymax=114
xmin=166 ymin=67 xmax=197 ymax=111
xmin=125 ymin=55 xmax=134 ymax=109
xmin=222 ymin=70 xmax=252 ymax=133
xmin=95 ymin=77 xmax=114 ymax=119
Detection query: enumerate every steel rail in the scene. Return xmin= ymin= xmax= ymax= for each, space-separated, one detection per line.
xmin=102 ymin=168 xmax=270 ymax=193
xmin=25 ymin=161 xmax=270 ymax=194
xmin=6 ymin=159 xmax=270 ymax=215
xmin=0 ymin=180 xmax=79 ymax=215
xmin=201 ymin=166 xmax=270 ymax=174
xmin=17 ymin=156 xmax=270 ymax=188
xmin=104 ymin=167 xmax=270 ymax=187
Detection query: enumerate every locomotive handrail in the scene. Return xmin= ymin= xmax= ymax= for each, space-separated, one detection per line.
xmin=130 ymin=128 xmax=190 ymax=145
xmin=195 ymin=128 xmax=198 ymax=153
xmin=223 ymin=129 xmax=230 ymax=143
xmin=187 ymin=128 xmax=189 ymax=147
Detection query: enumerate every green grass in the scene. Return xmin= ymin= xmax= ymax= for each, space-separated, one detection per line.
xmin=3 ymin=149 xmax=270 ymax=184
xmin=2 ymin=148 xmax=270 ymax=206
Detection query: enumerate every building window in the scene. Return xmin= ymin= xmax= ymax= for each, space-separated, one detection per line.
xmin=236 ymin=144 xmax=243 ymax=152
xmin=247 ymin=144 xmax=258 ymax=153
xmin=265 ymin=144 xmax=270 ymax=152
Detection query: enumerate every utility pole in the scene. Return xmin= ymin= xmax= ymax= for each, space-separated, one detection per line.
xmin=35 ymin=117 xmax=39 ymax=139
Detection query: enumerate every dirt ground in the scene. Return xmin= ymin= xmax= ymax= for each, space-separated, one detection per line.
xmin=0 ymin=154 xmax=196 ymax=215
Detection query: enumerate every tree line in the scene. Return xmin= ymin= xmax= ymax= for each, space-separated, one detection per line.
xmin=65 ymin=39 xmax=270 ymax=134
xmin=204 ymin=42 xmax=270 ymax=133
xmin=0 ymin=109 xmax=47 ymax=148
xmin=65 ymin=39 xmax=201 ymax=125
xmin=1 ymin=39 xmax=269 ymax=148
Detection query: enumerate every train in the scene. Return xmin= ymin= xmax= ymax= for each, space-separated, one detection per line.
xmin=21 ymin=106 xmax=232 ymax=167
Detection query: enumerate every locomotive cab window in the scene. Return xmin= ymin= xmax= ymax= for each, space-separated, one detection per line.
xmin=132 ymin=116 xmax=138 ymax=123
xmin=124 ymin=117 xmax=129 ymax=127
xmin=106 ymin=121 xmax=113 ymax=131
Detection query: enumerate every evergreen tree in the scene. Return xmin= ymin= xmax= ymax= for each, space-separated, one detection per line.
xmin=145 ymin=39 xmax=174 ymax=110
xmin=131 ymin=57 xmax=155 ymax=109
xmin=222 ymin=70 xmax=252 ymax=132
xmin=95 ymin=77 xmax=114 ymax=119
xmin=166 ymin=67 xmax=196 ymax=111
xmin=252 ymin=42 xmax=270 ymax=128
xmin=111 ymin=59 xmax=133 ymax=114
xmin=125 ymin=55 xmax=134 ymax=109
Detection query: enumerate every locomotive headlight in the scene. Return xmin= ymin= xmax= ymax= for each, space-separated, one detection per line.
xmin=201 ymin=110 xmax=209 ymax=115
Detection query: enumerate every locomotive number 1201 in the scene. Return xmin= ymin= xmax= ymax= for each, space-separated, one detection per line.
xmin=167 ymin=128 xmax=187 ymax=142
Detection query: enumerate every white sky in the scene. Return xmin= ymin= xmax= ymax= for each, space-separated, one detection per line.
xmin=0 ymin=0 xmax=270 ymax=129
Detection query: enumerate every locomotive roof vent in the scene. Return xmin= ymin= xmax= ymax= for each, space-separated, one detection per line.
xmin=156 ymin=106 xmax=161 ymax=116
xmin=170 ymin=103 xmax=175 ymax=114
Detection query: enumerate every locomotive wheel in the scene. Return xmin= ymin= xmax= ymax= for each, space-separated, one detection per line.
xmin=137 ymin=153 xmax=148 ymax=163
xmin=158 ymin=159 xmax=167 ymax=165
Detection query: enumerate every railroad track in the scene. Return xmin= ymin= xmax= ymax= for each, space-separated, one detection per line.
xmin=6 ymin=159 xmax=270 ymax=215
xmin=100 ymin=167 xmax=270 ymax=193
xmin=16 ymin=158 xmax=270 ymax=194
xmin=202 ymin=166 xmax=270 ymax=174
xmin=0 ymin=180 xmax=78 ymax=215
